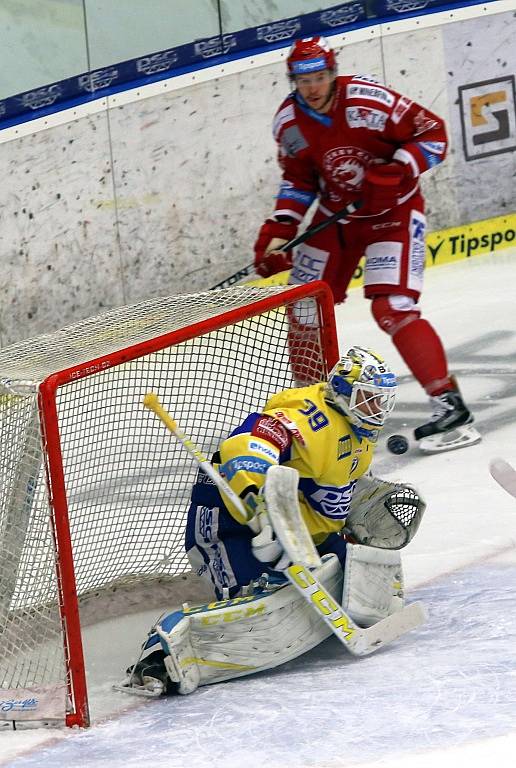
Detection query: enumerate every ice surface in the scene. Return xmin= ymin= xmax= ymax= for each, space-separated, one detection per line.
xmin=1 ymin=250 xmax=516 ymax=767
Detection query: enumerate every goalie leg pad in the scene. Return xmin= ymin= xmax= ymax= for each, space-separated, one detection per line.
xmin=154 ymin=554 xmax=343 ymax=692
xmin=342 ymin=543 xmax=404 ymax=628
xmin=157 ymin=615 xmax=201 ymax=695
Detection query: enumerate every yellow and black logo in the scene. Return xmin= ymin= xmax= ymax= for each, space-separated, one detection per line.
xmin=459 ymin=76 xmax=516 ymax=161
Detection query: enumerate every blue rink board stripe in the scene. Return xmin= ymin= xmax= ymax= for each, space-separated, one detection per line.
xmin=0 ymin=0 xmax=501 ymax=132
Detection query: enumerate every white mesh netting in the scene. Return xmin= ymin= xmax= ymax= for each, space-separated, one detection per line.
xmin=0 ymin=285 xmax=329 ymax=724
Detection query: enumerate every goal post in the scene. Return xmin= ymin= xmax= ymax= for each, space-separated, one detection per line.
xmin=0 ymin=281 xmax=338 ymax=728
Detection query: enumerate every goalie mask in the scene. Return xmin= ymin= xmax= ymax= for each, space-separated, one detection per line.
xmin=326 ymin=347 xmax=397 ymax=428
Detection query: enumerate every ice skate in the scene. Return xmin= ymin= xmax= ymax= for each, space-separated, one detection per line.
xmin=415 ymin=381 xmax=481 ymax=454
xmin=117 ymin=649 xmax=172 ymax=698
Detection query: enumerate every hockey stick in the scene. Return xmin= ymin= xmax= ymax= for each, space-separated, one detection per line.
xmin=490 ymin=458 xmax=516 ymax=499
xmin=142 ymin=393 xmax=259 ymax=530
xmin=143 ymin=392 xmax=425 ymax=657
xmin=143 ymin=393 xmax=316 ymax=558
xmin=210 ymin=200 xmax=362 ymax=290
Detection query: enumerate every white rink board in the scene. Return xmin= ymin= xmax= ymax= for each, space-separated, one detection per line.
xmin=0 ymin=3 xmax=515 ymax=346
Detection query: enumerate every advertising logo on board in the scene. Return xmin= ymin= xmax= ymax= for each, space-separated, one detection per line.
xmin=19 ymin=85 xmax=62 ymax=110
xmin=256 ymin=19 xmax=301 ymax=44
xmin=320 ymin=4 xmax=365 ymax=27
xmin=137 ymin=50 xmax=179 ymax=75
xmin=459 ymin=76 xmax=516 ymax=160
xmin=78 ymin=69 xmax=118 ymax=93
xmin=383 ymin=1 xmax=431 ymax=11
xmin=194 ymin=34 xmax=237 ymax=58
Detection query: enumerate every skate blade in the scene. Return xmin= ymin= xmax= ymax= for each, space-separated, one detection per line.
xmin=418 ymin=424 xmax=481 ymax=454
xmin=112 ymin=678 xmax=164 ymax=698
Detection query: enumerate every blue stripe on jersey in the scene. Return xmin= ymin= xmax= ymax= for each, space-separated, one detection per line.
xmin=298 ymin=477 xmax=357 ymax=519
xmin=228 ymin=412 xmax=262 ymax=438
xmin=220 ymin=455 xmax=273 ymax=481
xmin=416 ymin=142 xmax=444 ymax=168
xmin=276 ymin=183 xmax=316 ymax=206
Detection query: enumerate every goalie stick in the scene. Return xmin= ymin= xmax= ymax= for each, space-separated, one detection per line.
xmin=490 ymin=458 xmax=516 ymax=499
xmin=143 ymin=393 xmax=425 ymax=657
xmin=210 ymin=200 xmax=362 ymax=290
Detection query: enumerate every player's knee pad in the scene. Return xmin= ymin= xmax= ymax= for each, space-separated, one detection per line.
xmin=371 ymin=295 xmax=421 ymax=337
xmin=341 ymin=543 xmax=404 ymax=628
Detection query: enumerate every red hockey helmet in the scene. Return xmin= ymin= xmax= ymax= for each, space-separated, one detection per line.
xmin=287 ymin=36 xmax=336 ymax=76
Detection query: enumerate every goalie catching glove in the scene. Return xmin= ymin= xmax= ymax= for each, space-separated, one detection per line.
xmin=345 ymin=473 xmax=426 ymax=550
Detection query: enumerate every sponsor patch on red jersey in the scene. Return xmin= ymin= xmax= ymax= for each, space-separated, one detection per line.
xmin=251 ymin=416 xmax=292 ymax=453
xmin=273 ymin=411 xmax=306 ymax=446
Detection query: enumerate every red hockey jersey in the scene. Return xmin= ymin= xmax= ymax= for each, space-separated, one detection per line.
xmin=271 ymin=75 xmax=448 ymax=221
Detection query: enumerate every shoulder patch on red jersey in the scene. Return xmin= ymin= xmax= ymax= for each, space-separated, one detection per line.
xmin=413 ymin=108 xmax=439 ymax=136
xmin=251 ymin=416 xmax=292 ymax=453
xmin=273 ymin=411 xmax=306 ymax=447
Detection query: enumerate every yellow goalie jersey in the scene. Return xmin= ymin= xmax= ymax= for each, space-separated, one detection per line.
xmin=216 ymin=383 xmax=378 ymax=544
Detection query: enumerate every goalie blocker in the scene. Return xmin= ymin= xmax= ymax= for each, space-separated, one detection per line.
xmin=120 ymin=473 xmax=425 ymax=697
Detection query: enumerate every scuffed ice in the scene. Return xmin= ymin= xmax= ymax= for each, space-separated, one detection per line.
xmin=6 ymin=564 xmax=516 ymax=768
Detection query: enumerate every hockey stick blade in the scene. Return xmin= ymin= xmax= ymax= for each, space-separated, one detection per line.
xmin=490 ymin=458 xmax=516 ymax=499
xmin=287 ymin=563 xmax=426 ymax=656
xmin=350 ymin=601 xmax=426 ymax=656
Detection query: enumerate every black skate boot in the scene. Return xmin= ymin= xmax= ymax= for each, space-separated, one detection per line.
xmin=125 ymin=649 xmax=175 ymax=696
xmin=414 ymin=381 xmax=481 ymax=454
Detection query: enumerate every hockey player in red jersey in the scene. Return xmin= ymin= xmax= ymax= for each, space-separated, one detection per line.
xmin=254 ymin=36 xmax=480 ymax=454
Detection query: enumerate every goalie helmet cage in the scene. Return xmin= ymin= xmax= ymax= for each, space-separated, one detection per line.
xmin=0 ymin=281 xmax=338 ymax=728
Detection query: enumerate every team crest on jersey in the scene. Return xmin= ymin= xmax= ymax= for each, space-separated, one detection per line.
xmin=322 ymin=146 xmax=373 ymax=192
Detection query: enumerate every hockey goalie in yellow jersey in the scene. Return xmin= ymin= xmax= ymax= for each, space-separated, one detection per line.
xmin=121 ymin=347 xmax=426 ymax=698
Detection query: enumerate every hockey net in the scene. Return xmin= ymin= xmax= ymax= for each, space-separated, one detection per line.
xmin=0 ymin=282 xmax=338 ymax=727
